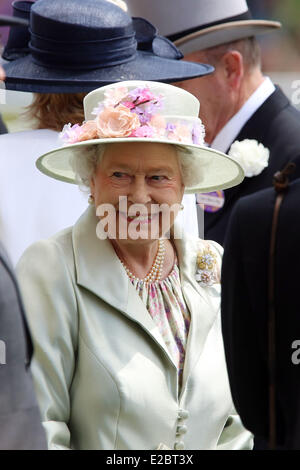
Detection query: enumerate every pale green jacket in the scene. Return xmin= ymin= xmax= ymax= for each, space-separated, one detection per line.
xmin=17 ymin=206 xmax=253 ymax=450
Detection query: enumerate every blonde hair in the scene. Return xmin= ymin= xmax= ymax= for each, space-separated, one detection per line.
xmin=25 ymin=92 xmax=86 ymax=131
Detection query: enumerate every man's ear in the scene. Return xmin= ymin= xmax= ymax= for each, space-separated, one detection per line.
xmin=221 ymin=50 xmax=244 ymax=89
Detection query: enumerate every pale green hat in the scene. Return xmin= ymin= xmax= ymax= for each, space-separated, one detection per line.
xmin=36 ymin=80 xmax=244 ymax=194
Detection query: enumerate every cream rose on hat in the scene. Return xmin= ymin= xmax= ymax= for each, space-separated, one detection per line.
xmin=228 ymin=139 xmax=270 ymax=178
xmin=96 ymin=106 xmax=141 ymax=138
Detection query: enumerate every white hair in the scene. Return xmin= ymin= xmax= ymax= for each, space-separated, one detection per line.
xmin=71 ymin=144 xmax=106 ymax=190
xmin=70 ymin=143 xmax=203 ymax=190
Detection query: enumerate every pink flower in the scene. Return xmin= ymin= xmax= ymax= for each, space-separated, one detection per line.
xmin=60 ymin=123 xmax=82 ymax=144
xmin=104 ymin=86 xmax=129 ymax=107
xmin=96 ymin=105 xmax=140 ymax=138
xmin=137 ymin=88 xmax=156 ymax=103
xmin=168 ymin=123 xmax=191 ymax=143
xmin=131 ymin=125 xmax=155 ymax=138
xmin=150 ymin=115 xmax=166 ymax=137
xmin=129 ymin=87 xmax=156 ymax=104
xmin=77 ymin=120 xmax=98 ymax=142
xmin=122 ymin=101 xmax=135 ymax=110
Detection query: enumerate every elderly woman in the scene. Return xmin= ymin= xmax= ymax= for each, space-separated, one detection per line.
xmin=17 ymin=80 xmax=251 ymax=450
xmin=1 ymin=0 xmax=210 ymax=265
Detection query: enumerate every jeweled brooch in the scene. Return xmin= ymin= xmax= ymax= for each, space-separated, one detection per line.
xmin=196 ymin=247 xmax=218 ymax=287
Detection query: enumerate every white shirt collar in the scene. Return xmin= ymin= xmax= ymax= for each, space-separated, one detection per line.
xmin=211 ymin=77 xmax=276 ymax=153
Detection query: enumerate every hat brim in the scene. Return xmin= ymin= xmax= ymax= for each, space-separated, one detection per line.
xmin=36 ymin=138 xmax=244 ymax=194
xmin=0 ymin=15 xmax=29 ymax=27
xmin=174 ymin=20 xmax=281 ymax=54
xmin=2 ymin=51 xmax=214 ymax=93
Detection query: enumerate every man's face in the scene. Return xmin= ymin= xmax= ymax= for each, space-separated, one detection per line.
xmin=174 ymin=51 xmax=228 ymax=144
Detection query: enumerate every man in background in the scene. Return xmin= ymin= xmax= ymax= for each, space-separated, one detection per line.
xmin=221 ymin=171 xmax=300 ymax=449
xmin=126 ymin=0 xmax=300 ymax=245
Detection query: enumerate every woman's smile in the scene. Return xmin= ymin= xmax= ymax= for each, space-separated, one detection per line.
xmin=118 ymin=210 xmax=160 ymax=225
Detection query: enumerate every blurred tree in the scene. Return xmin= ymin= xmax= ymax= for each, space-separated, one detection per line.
xmin=274 ymin=0 xmax=300 ymax=47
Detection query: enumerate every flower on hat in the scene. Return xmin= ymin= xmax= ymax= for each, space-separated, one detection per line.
xmin=167 ymin=123 xmax=191 ymax=143
xmin=149 ymin=115 xmax=166 ymax=137
xmin=104 ymin=86 xmax=129 ymax=108
xmin=131 ymin=125 xmax=155 ymax=138
xmin=228 ymin=139 xmax=270 ymax=178
xmin=60 ymin=123 xmax=83 ymax=144
xmin=59 ymin=84 xmax=206 ymax=146
xmin=128 ymin=87 xmax=158 ymax=105
xmin=195 ymin=246 xmax=219 ymax=287
xmin=96 ymin=105 xmax=140 ymax=138
xmin=192 ymin=122 xmax=206 ymax=145
xmin=77 ymin=120 xmax=98 ymax=141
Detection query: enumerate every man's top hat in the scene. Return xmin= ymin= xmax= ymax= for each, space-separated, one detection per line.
xmin=126 ymin=0 xmax=281 ymax=55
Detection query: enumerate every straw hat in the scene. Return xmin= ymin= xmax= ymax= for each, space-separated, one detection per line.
xmin=36 ymin=80 xmax=244 ymax=193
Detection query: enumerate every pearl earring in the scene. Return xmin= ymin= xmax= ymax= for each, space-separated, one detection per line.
xmin=180 ymin=204 xmax=184 ymax=211
xmin=88 ymin=194 xmax=94 ymax=205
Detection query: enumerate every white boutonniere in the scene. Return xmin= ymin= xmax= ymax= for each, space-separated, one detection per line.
xmin=228 ymin=139 xmax=270 ymax=177
xmin=196 ymin=247 xmax=220 ymax=287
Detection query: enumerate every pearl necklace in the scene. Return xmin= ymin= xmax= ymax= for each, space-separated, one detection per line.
xmin=119 ymin=239 xmax=166 ymax=283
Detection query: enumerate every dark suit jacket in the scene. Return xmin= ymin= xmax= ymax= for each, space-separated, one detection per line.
xmin=0 ymin=115 xmax=7 ymax=135
xmin=0 ymin=243 xmax=46 ymax=449
xmin=205 ymin=87 xmax=300 ymax=245
xmin=221 ymin=181 xmax=300 ymax=449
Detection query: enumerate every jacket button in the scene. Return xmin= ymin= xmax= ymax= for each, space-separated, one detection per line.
xmin=176 ymin=424 xmax=187 ymax=435
xmin=174 ymin=441 xmax=185 ymax=450
xmin=178 ymin=409 xmax=189 ymax=419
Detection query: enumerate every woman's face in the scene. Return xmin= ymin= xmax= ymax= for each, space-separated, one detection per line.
xmin=90 ymin=142 xmax=185 ymax=242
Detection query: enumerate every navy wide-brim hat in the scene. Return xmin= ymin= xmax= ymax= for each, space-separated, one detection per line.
xmin=2 ymin=0 xmax=214 ymax=93
xmin=0 ymin=14 xmax=28 ymax=27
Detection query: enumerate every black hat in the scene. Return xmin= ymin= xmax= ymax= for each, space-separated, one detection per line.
xmin=2 ymin=0 xmax=214 ymax=93
xmin=0 ymin=10 xmax=29 ymax=27
xmin=2 ymin=2 xmax=32 ymax=61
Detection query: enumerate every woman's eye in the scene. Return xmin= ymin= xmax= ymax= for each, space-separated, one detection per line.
xmin=150 ymin=175 xmax=166 ymax=181
xmin=112 ymin=172 xmax=126 ymax=178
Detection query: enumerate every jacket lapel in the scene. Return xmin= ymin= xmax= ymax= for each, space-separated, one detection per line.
xmin=72 ymin=208 xmax=220 ymax=383
xmin=205 ymin=87 xmax=290 ymax=232
xmin=72 ymin=206 xmax=177 ymax=368
xmin=172 ymin=230 xmax=220 ymax=391
xmin=224 ymin=88 xmax=290 ymax=201
xmin=229 ymin=86 xmax=289 ymax=150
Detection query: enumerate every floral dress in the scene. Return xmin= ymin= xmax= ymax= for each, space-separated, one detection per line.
xmin=130 ymin=263 xmax=190 ymax=390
